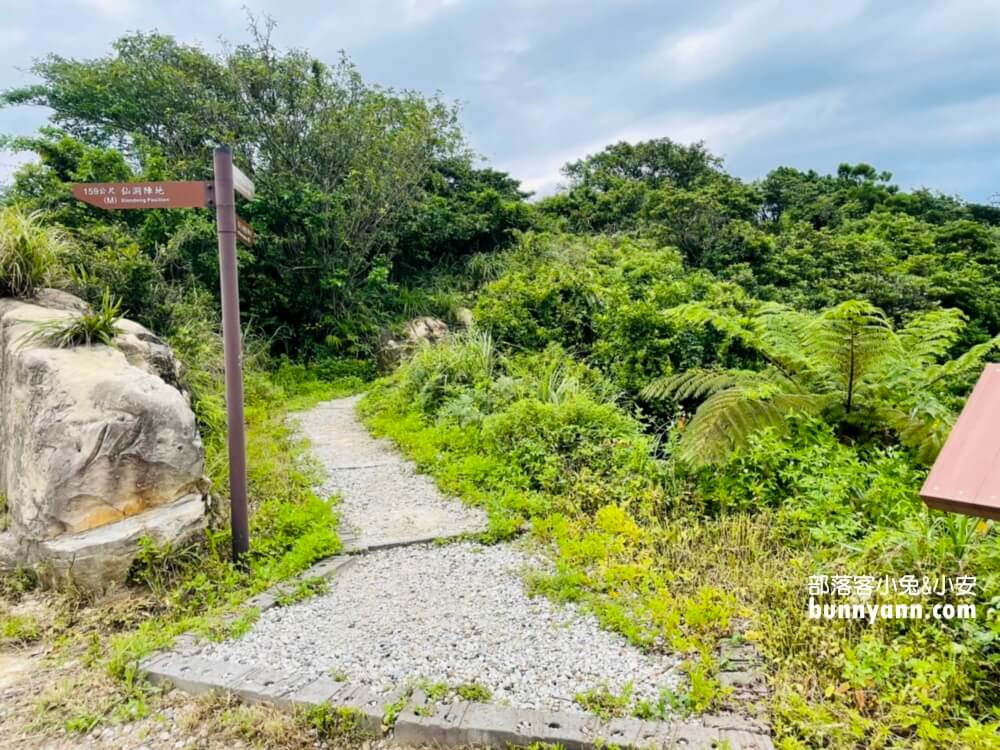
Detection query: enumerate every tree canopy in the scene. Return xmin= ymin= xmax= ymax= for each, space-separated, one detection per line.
xmin=1 ymin=25 xmax=529 ymax=356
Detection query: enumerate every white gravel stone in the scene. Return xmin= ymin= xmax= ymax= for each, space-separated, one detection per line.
xmin=295 ymin=395 xmax=488 ymax=549
xmin=200 ymin=395 xmax=682 ymax=715
xmin=201 ymin=540 xmax=681 ymax=712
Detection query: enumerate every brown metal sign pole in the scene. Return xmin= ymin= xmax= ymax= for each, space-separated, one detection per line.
xmin=213 ymin=146 xmax=251 ymax=564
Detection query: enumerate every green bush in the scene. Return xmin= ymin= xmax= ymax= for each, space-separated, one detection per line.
xmin=473 ymin=232 xmax=753 ymax=398
xmin=392 ymin=329 xmax=498 ymax=416
xmin=481 ymin=395 xmax=655 ymax=509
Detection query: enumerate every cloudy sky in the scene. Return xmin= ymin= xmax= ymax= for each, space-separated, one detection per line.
xmin=1 ymin=0 xmax=998 ymax=201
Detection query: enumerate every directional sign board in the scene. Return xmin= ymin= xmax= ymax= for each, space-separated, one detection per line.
xmin=70 ymin=152 xmax=256 ymax=565
xmin=232 ymin=165 xmax=255 ymax=201
xmin=71 ymin=181 xmax=213 ymax=210
xmin=920 ymin=364 xmax=1000 ymax=520
xmin=236 ymin=215 xmax=255 ymax=247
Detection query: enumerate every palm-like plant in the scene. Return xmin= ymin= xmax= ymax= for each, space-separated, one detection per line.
xmin=642 ymin=300 xmax=1000 ymax=466
xmin=21 ymin=288 xmax=124 ymax=349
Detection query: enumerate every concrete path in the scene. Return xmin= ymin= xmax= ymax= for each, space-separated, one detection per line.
xmin=202 ymin=395 xmax=682 ymax=712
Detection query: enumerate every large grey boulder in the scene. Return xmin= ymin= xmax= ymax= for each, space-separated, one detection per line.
xmin=34 ymin=493 xmax=207 ymax=592
xmin=0 ymin=291 xmax=208 ymax=593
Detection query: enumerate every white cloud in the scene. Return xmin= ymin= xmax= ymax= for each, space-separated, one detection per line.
xmin=402 ymin=0 xmax=462 ymax=26
xmin=309 ymin=0 xmax=464 ymax=48
xmin=855 ymin=0 xmax=1000 ymax=70
xmin=646 ymin=0 xmax=869 ymax=84
xmin=74 ymin=0 xmax=137 ymax=18
xmin=0 ymin=150 xmax=38 ymax=187
xmin=501 ymin=88 xmax=847 ymax=195
xmin=0 ymin=26 xmax=27 ymax=49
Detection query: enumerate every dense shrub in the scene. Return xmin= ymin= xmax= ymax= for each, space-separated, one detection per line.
xmin=474 ymin=233 xmax=751 ymax=397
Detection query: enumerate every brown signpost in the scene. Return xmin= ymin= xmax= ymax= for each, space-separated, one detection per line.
xmin=236 ymin=215 xmax=255 ymax=247
xmin=71 ymin=148 xmax=255 ymax=564
xmin=920 ymin=363 xmax=1000 ymax=520
xmin=71 ymin=181 xmax=213 ymax=210
xmin=212 ymin=146 xmax=252 ymax=564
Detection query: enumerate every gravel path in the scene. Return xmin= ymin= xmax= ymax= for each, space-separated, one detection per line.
xmin=201 ymin=395 xmax=682 ymax=714
xmin=202 ymin=541 xmax=681 ymax=711
xmin=295 ymin=395 xmax=488 ymax=550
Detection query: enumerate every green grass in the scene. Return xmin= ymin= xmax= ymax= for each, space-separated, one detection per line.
xmin=382 ymin=693 xmax=409 ymax=728
xmin=0 ymin=205 xmax=70 ymax=298
xmin=1 ymin=611 xmax=42 ymax=644
xmin=302 ymin=704 xmax=373 ymax=743
xmin=574 ymin=683 xmax=633 ymax=720
xmin=416 ymin=679 xmax=450 ymax=702
xmin=456 ymin=681 xmax=492 ymax=702
xmin=275 ymin=576 xmax=329 ymax=607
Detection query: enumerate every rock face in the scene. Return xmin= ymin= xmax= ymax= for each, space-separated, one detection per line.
xmin=0 ymin=291 xmax=208 ymax=593
xmin=377 ymin=316 xmax=451 ymax=370
xmin=404 ymin=316 xmax=449 ymax=345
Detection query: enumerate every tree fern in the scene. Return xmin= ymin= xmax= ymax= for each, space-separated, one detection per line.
xmin=645 ymin=298 xmax=999 ymax=466
xmin=804 ymin=301 xmax=897 ymax=412
xmin=751 ymin=302 xmax=816 ymax=378
xmin=641 ymin=368 xmax=759 ymax=402
xmin=660 ymin=302 xmax=754 ymax=345
xmin=897 ymin=309 xmax=967 ymax=366
xmin=675 ymin=386 xmax=830 ymax=466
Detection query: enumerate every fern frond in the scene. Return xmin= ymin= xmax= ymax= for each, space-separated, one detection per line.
xmin=806 ymin=300 xmax=899 ymax=394
xmin=641 ymin=368 xmax=758 ymax=402
xmin=898 ymin=308 xmax=967 ymax=365
xmin=661 ymin=303 xmax=754 ymax=344
xmin=876 ymin=398 xmax=955 ymax=465
xmin=676 ymin=388 xmax=831 ymax=467
xmin=752 ymin=302 xmax=816 ymax=375
xmin=925 ymin=332 xmax=1000 ymax=385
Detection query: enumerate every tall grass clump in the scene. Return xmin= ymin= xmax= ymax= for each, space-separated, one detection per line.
xmin=0 ymin=205 xmax=71 ymax=298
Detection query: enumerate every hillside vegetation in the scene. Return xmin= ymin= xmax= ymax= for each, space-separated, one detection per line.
xmin=1 ymin=24 xmax=999 ymax=750
xmin=363 ymin=142 xmax=1000 ymax=746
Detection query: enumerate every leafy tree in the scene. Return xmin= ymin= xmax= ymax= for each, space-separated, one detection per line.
xmin=538 ymin=138 xmax=724 ymax=235
xmin=393 ymin=158 xmax=534 ymax=274
xmin=758 ymin=163 xmax=897 ymax=229
xmin=1 ymin=24 xmax=488 ymax=354
xmin=642 ymin=300 xmax=1000 ymax=466
xmin=641 ymin=177 xmax=764 ymax=269
xmin=562 ymin=138 xmax=722 ymax=191
xmin=536 ymin=178 xmax=650 ymax=234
